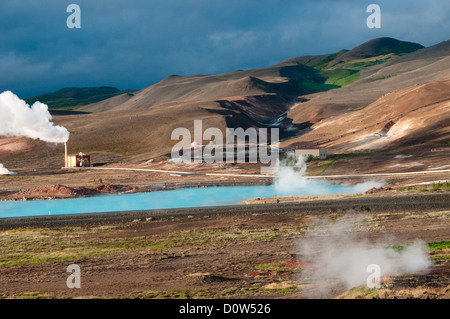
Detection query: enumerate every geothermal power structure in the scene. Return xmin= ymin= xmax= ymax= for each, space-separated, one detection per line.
xmin=64 ymin=143 xmax=91 ymax=168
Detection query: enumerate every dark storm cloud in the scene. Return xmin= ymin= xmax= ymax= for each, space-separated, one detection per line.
xmin=0 ymin=0 xmax=448 ymax=98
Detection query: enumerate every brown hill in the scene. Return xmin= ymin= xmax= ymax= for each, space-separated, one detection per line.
xmin=282 ymin=77 xmax=450 ymax=153
xmin=286 ymin=39 xmax=450 ymax=125
xmin=25 ymin=87 xmax=136 ymax=109
xmin=80 ymin=64 xmax=322 ymax=113
xmin=0 ymin=38 xmax=448 ymax=172
xmin=327 ymin=37 xmax=424 ymax=67
xmin=275 ymin=38 xmax=423 ymax=69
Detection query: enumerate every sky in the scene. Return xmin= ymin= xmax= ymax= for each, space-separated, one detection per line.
xmin=0 ymin=0 xmax=449 ymax=98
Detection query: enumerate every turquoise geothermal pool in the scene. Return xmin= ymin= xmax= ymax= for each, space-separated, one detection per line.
xmin=0 ymin=182 xmax=378 ymax=218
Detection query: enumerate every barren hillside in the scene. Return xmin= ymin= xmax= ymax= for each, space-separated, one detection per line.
xmin=0 ymin=37 xmax=448 ymax=171
xmin=281 ymin=77 xmax=450 ymax=153
xmin=286 ymin=39 xmax=450 ymax=125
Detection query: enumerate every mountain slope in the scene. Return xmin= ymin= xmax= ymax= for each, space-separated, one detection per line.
xmin=285 ymin=39 xmax=450 ymax=126
xmin=1 ymin=37 xmax=448 ymax=169
xmin=78 ymin=38 xmax=429 ymax=141
xmin=85 ymin=38 xmax=423 ymax=114
xmin=281 ymin=77 xmax=450 ymax=153
xmin=70 ymin=37 xmax=448 ymax=160
xmin=80 ymin=63 xmax=334 ymax=113
xmin=327 ymin=37 xmax=424 ymax=67
xmin=25 ymin=87 xmax=136 ymax=110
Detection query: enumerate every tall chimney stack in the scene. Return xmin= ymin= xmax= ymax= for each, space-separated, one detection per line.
xmin=64 ymin=142 xmax=68 ymax=168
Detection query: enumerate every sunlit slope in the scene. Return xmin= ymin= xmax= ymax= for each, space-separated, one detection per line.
xmin=282 ymin=77 xmax=450 ymax=153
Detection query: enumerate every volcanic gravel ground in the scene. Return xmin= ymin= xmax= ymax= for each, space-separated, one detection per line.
xmin=0 ymin=193 xmax=448 ymax=299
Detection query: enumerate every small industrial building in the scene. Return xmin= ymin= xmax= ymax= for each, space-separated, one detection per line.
xmin=65 ymin=152 xmax=91 ymax=168
xmin=64 ymin=143 xmax=91 ymax=168
xmin=294 ymin=147 xmax=327 ymax=160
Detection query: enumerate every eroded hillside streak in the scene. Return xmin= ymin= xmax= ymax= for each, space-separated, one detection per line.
xmin=309 ymin=97 xmax=450 ymax=146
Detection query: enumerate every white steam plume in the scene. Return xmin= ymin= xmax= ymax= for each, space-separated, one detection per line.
xmin=0 ymin=163 xmax=14 ymax=175
xmin=273 ymin=152 xmax=384 ymax=195
xmin=0 ymin=91 xmax=70 ymax=143
xmin=0 ymin=90 xmax=70 ymax=173
xmin=297 ymin=214 xmax=432 ymax=298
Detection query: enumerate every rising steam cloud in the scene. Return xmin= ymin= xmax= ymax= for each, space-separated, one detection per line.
xmin=297 ymin=214 xmax=432 ymax=298
xmin=0 ymin=91 xmax=70 ymax=143
xmin=0 ymin=163 xmax=14 ymax=175
xmin=0 ymin=91 xmax=70 ymax=173
xmin=272 ymin=153 xmax=431 ymax=297
xmin=273 ymin=152 xmax=384 ymax=195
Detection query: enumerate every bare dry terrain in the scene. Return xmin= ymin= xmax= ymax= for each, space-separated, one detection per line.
xmin=0 ymin=194 xmax=448 ymax=299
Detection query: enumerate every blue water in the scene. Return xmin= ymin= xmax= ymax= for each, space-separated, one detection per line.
xmin=0 ymin=183 xmax=365 ymax=219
